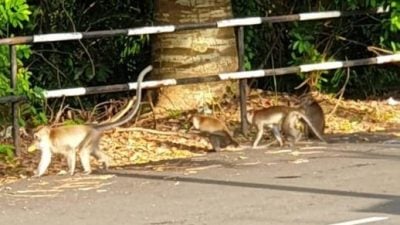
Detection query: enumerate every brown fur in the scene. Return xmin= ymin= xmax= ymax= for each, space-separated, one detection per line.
xmin=247 ymin=106 xmax=300 ymax=147
xmin=29 ymin=65 xmax=153 ymax=177
xmin=192 ymin=115 xmax=239 ymax=151
xmin=298 ymin=94 xmax=325 ymax=139
xmin=282 ymin=110 xmax=326 ymax=147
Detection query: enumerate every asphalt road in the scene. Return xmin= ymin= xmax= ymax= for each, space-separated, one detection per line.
xmin=1 ymin=138 xmax=400 ymax=225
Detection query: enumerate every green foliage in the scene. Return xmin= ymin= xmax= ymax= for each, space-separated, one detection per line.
xmin=389 ymin=1 xmax=400 ymax=32
xmin=232 ymin=0 xmax=269 ymax=70
xmin=166 ymin=109 xmax=183 ymax=120
xmin=2 ymin=1 xmax=153 ymax=128
xmin=232 ymin=0 xmax=302 ymax=92
xmin=0 ymin=0 xmax=31 ymax=35
xmin=380 ymin=0 xmax=400 ymax=51
xmin=343 ymin=67 xmax=400 ymax=97
xmin=0 ymin=0 xmax=46 ymax=127
xmin=28 ymin=1 xmax=152 ymax=98
xmin=288 ymin=22 xmax=329 ymax=91
xmin=62 ymin=119 xmax=85 ymax=125
xmin=289 ymin=23 xmax=324 ymax=63
xmin=232 ymin=0 xmax=400 ymax=97
xmin=0 ymin=144 xmax=14 ymax=162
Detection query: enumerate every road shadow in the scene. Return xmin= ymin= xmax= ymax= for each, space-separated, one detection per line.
xmin=112 ymin=157 xmax=238 ymax=172
xmin=306 ymin=143 xmax=400 ymax=162
xmin=303 ymin=131 xmax=400 ymax=161
xmin=359 ymin=199 xmax=400 ymax=215
xmin=110 ymin=170 xmax=400 ymax=201
xmin=110 ymin=169 xmax=400 ymax=215
xmin=326 ymin=131 xmax=400 ymax=144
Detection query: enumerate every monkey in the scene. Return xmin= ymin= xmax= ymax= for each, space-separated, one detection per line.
xmin=246 ymin=105 xmax=325 ymax=148
xmin=297 ymin=94 xmax=325 ymax=139
xmin=28 ymin=65 xmax=153 ymax=177
xmin=191 ymin=115 xmax=239 ymax=151
xmin=28 ymin=125 xmax=107 ymax=176
xmin=246 ymin=106 xmax=291 ymax=148
xmin=281 ymin=110 xmax=326 ymax=147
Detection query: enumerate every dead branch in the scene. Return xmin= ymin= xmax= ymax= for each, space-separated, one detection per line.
xmin=115 ymin=127 xmax=196 ymax=138
xmin=367 ymin=46 xmax=393 ymax=55
xmin=53 ymin=96 xmax=68 ymax=124
xmin=330 ymin=65 xmax=350 ymax=116
xmin=294 ymin=77 xmax=311 ymax=90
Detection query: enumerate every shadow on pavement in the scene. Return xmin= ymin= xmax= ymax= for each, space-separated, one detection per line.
xmin=110 ymin=170 xmax=400 ymax=201
xmin=360 ymin=199 xmax=400 ymax=215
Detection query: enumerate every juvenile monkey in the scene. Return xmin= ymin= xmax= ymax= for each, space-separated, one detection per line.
xmin=191 ymin=115 xmax=239 ymax=151
xmin=297 ymin=94 xmax=325 ymax=139
xmin=246 ymin=106 xmax=291 ymax=148
xmin=28 ymin=65 xmax=153 ymax=177
xmin=281 ymin=110 xmax=326 ymax=147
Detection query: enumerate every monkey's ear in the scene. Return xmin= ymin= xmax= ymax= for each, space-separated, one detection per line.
xmin=32 ymin=125 xmax=45 ymax=133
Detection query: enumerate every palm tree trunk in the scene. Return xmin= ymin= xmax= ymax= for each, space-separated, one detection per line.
xmin=152 ymin=0 xmax=238 ymax=112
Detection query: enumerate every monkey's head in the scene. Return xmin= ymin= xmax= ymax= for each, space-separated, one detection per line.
xmin=28 ymin=126 xmax=51 ymax=153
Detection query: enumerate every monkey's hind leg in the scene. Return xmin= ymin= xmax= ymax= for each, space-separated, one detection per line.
xmin=290 ymin=127 xmax=302 ymax=147
xmin=270 ymin=125 xmax=284 ymax=147
xmin=77 ymin=131 xmax=104 ymax=175
xmin=79 ymin=147 xmax=93 ymax=175
xmin=91 ymin=132 xmax=110 ymax=170
xmin=286 ymin=134 xmax=301 ymax=149
xmin=92 ymin=149 xmax=111 ymax=171
xmin=209 ymin=135 xmax=222 ymax=152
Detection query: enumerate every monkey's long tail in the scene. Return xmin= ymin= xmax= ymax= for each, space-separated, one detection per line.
xmin=297 ymin=112 xmax=327 ymax=143
xmin=96 ymin=65 xmax=153 ymax=131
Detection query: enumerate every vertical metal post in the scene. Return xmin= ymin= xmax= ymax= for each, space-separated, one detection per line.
xmin=10 ymin=45 xmax=21 ymax=156
xmin=237 ymin=26 xmax=248 ymax=135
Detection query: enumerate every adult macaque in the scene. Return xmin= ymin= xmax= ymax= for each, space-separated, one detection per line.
xmin=297 ymin=94 xmax=325 ymax=139
xmin=281 ymin=110 xmax=326 ymax=147
xmin=191 ymin=115 xmax=239 ymax=151
xmin=28 ymin=65 xmax=153 ymax=177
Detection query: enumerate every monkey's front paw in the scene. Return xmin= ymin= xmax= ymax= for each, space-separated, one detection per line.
xmin=99 ymin=161 xmax=110 ymax=170
xmin=82 ymin=170 xmax=92 ymax=175
xmin=224 ymin=146 xmax=243 ymax=152
xmin=57 ymin=170 xmax=69 ymax=176
xmin=32 ymin=171 xmax=43 ymax=178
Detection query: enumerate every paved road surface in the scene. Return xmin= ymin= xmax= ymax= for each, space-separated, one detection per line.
xmin=1 ymin=140 xmax=400 ymax=225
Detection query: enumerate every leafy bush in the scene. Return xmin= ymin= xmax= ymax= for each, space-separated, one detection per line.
xmin=0 ymin=0 xmax=45 ymax=160
xmin=232 ymin=0 xmax=400 ymax=97
xmin=0 ymin=144 xmax=14 ymax=163
xmin=27 ymin=0 xmax=152 ymax=107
